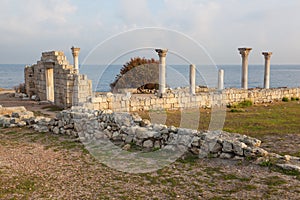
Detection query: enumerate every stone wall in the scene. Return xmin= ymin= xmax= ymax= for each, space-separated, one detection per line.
xmin=24 ymin=51 xmax=92 ymax=108
xmin=87 ymin=87 xmax=300 ymax=112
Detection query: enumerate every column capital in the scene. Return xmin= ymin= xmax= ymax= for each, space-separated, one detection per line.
xmin=71 ymin=46 xmax=80 ymax=56
xmin=238 ymin=47 xmax=252 ymax=57
xmin=155 ymin=49 xmax=168 ymax=57
xmin=262 ymin=52 xmax=272 ymax=59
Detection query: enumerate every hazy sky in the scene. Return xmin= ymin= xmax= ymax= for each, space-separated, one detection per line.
xmin=0 ymin=0 xmax=300 ymax=65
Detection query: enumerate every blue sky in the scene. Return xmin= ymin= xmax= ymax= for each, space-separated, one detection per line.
xmin=0 ymin=0 xmax=300 ymax=65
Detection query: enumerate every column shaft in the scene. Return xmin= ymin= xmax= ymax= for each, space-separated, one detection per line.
xmin=190 ymin=64 xmax=196 ymax=95
xmin=218 ymin=69 xmax=224 ymax=90
xmin=155 ymin=49 xmax=168 ymax=97
xmin=159 ymin=56 xmax=166 ymax=95
xmin=238 ymin=48 xmax=252 ymax=89
xmin=263 ymin=52 xmax=272 ymax=89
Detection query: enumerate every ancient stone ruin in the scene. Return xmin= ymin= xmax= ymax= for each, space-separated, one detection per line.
xmin=24 ymin=47 xmax=92 ymax=108
xmin=23 ymin=47 xmax=299 ymax=112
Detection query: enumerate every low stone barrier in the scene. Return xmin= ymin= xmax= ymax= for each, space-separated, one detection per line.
xmin=44 ymin=106 xmax=268 ymax=159
xmin=88 ymin=87 xmax=300 ymax=112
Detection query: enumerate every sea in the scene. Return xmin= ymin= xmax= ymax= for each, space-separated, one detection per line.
xmin=0 ymin=64 xmax=299 ymax=92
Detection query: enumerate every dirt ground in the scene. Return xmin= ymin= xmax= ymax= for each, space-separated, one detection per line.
xmin=0 ymin=90 xmax=58 ymax=118
xmin=0 ymin=127 xmax=299 ymax=199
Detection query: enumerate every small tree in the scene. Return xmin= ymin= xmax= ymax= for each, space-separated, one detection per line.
xmin=110 ymin=57 xmax=159 ymax=92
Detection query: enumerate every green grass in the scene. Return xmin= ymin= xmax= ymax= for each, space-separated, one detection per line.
xmin=263 ymin=176 xmax=287 ymax=187
xmin=135 ymin=101 xmax=300 ymax=137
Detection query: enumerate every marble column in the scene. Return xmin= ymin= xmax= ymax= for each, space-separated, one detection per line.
xmin=190 ymin=64 xmax=196 ymax=95
xmin=155 ymin=49 xmax=168 ymax=97
xmin=71 ymin=47 xmax=80 ymax=73
xmin=238 ymin=48 xmax=252 ymax=89
xmin=262 ymin=52 xmax=272 ymax=89
xmin=218 ymin=69 xmax=224 ymax=90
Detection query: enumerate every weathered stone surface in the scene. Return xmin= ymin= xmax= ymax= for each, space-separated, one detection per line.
xmin=276 ymin=164 xmax=300 ymax=172
xmin=143 ymin=140 xmax=153 ymax=148
xmin=232 ymin=141 xmax=247 ymax=156
xmin=53 ymin=127 xmax=60 ymax=134
xmin=113 ymin=112 xmax=134 ymax=127
xmin=220 ymin=153 xmax=234 ymax=159
xmin=222 ymin=141 xmax=233 ymax=153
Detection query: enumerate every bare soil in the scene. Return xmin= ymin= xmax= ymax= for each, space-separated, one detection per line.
xmin=0 ymin=90 xmax=59 ymax=118
xmin=0 ymin=128 xmax=299 ymax=199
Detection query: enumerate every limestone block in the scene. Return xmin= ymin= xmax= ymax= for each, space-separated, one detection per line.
xmin=222 ymin=141 xmax=233 ymax=153
xmin=143 ymin=140 xmax=153 ymax=148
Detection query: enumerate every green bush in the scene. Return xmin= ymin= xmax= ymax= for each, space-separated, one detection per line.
xmin=282 ymin=97 xmax=289 ymax=102
xmin=291 ymin=97 xmax=299 ymax=101
xmin=238 ymin=100 xmax=253 ymax=108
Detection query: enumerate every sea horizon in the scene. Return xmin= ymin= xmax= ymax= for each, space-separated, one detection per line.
xmin=1 ymin=64 xmax=300 ymax=92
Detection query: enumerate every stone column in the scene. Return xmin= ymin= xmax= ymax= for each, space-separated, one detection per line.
xmin=262 ymin=52 xmax=272 ymax=89
xmin=155 ymin=49 xmax=168 ymax=97
xmin=190 ymin=64 xmax=196 ymax=95
xmin=71 ymin=46 xmax=80 ymax=73
xmin=218 ymin=69 xmax=224 ymax=90
xmin=238 ymin=48 xmax=252 ymax=89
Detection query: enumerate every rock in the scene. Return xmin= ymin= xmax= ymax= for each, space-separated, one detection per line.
xmin=232 ymin=141 xmax=247 ymax=156
xmin=222 ymin=141 xmax=233 ymax=153
xmin=131 ymin=113 xmax=142 ymax=124
xmin=140 ymin=119 xmax=151 ymax=127
xmin=284 ymin=155 xmax=291 ymax=161
xmin=113 ymin=112 xmax=134 ymax=127
xmin=276 ymin=164 xmax=300 ymax=172
xmin=17 ymin=121 xmax=27 ymax=127
xmin=191 ymin=136 xmax=200 ymax=147
xmin=11 ymin=112 xmax=20 ymax=118
xmin=253 ymin=147 xmax=268 ymax=157
xmin=190 ymin=147 xmax=200 ymax=155
xmin=152 ymin=124 xmax=165 ymax=132
xmin=135 ymin=127 xmax=158 ymax=139
xmin=125 ymin=134 xmax=134 ymax=143
xmin=143 ymin=140 xmax=153 ymax=148
xmin=220 ymin=153 xmax=234 ymax=159
xmin=53 ymin=127 xmax=60 ymax=134
xmin=94 ymin=130 xmax=107 ymax=139
xmin=208 ymin=141 xmax=222 ymax=154
xmin=242 ymin=136 xmax=261 ymax=147
xmin=122 ymin=144 xmax=131 ymax=151
xmin=10 ymin=118 xmax=20 ymax=124
xmin=154 ymin=141 xmax=161 ymax=149
xmin=169 ymin=126 xmax=178 ymax=133
xmin=31 ymin=95 xmax=37 ymax=100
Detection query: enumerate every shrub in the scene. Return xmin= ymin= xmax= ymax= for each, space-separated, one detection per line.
xmin=296 ymin=97 xmax=300 ymax=101
xmin=110 ymin=57 xmax=159 ymax=92
xmin=282 ymin=97 xmax=289 ymax=102
xmin=238 ymin=100 xmax=253 ymax=108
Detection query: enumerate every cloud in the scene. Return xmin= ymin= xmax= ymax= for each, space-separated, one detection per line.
xmin=0 ymin=0 xmax=77 ymax=42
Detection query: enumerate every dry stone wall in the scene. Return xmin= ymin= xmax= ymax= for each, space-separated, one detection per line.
xmin=88 ymin=87 xmax=300 ymax=112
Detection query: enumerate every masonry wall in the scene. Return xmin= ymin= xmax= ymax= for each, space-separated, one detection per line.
xmin=87 ymin=87 xmax=300 ymax=112
xmin=25 ymin=51 xmax=92 ymax=108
